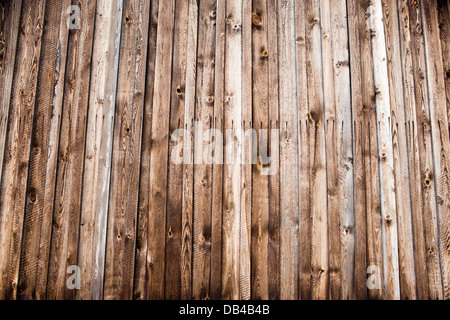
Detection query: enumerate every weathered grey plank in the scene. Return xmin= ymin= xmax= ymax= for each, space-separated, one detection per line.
xmin=76 ymin=0 xmax=123 ymax=300
xmin=103 ymin=0 xmax=150 ymax=300
xmin=381 ymin=0 xmax=416 ymax=299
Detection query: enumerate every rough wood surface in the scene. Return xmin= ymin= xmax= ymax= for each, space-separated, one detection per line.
xmin=0 ymin=0 xmax=448 ymax=300
xmin=76 ymin=0 xmax=123 ymax=300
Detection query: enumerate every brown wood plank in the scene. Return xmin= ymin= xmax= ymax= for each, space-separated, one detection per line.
xmin=406 ymin=0 xmax=444 ymax=300
xmin=221 ymin=0 xmax=243 ymax=300
xmin=421 ymin=0 xmax=450 ymax=300
xmin=240 ymin=0 xmax=252 ymax=301
xmin=19 ymin=0 xmax=70 ymax=300
xmin=266 ymin=0 xmax=280 ymax=301
xmin=0 ymin=0 xmax=46 ymax=300
xmin=191 ymin=0 xmax=216 ymax=301
xmin=46 ymin=0 xmax=97 ymax=301
xmin=133 ymin=0 xmax=159 ymax=301
xmin=381 ymin=0 xmax=416 ymax=300
xmin=0 ymin=0 xmax=22 ymax=193
xmin=164 ymin=0 xmax=191 ymax=300
xmin=75 ymin=0 xmax=124 ymax=300
xmin=329 ymin=0 xmax=355 ymax=301
xmin=294 ymin=0 xmax=311 ymax=301
xmin=251 ymin=0 xmax=269 ymax=301
xmin=146 ymin=0 xmax=175 ymax=300
xmin=179 ymin=0 xmax=199 ymax=301
xmin=305 ymin=0 xmax=328 ymax=300
xmin=397 ymin=0 xmax=430 ymax=300
xmin=320 ymin=0 xmax=342 ymax=300
xmin=210 ymin=0 xmax=224 ymax=301
xmin=437 ymin=0 xmax=450 ymax=129
xmin=347 ymin=0 xmax=382 ymax=300
xmin=103 ymin=0 xmax=150 ymax=300
xmin=278 ymin=0 xmax=299 ymax=300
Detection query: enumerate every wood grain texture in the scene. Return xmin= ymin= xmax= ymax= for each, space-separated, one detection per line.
xmin=347 ymin=0 xmax=381 ymax=300
xmin=406 ymin=0 xmax=444 ymax=300
xmin=210 ymin=0 xmax=224 ymax=301
xmin=145 ymin=0 xmax=175 ymax=300
xmin=251 ymin=0 xmax=270 ymax=301
xmin=421 ymin=0 xmax=450 ymax=300
xmin=221 ymin=0 xmax=243 ymax=301
xmin=76 ymin=0 xmax=123 ymax=300
xmin=0 ymin=0 xmax=46 ymax=300
xmin=0 ymin=0 xmax=447 ymax=301
xmin=133 ymin=0 xmax=159 ymax=301
xmin=329 ymin=0 xmax=355 ymax=301
xmin=397 ymin=0 xmax=430 ymax=300
xmin=0 ymin=0 xmax=22 ymax=195
xmin=278 ymin=0 xmax=299 ymax=301
xmin=180 ymin=0 xmax=198 ymax=301
xmin=165 ymin=0 xmax=191 ymax=301
xmin=266 ymin=0 xmax=280 ymax=301
xmin=19 ymin=0 xmax=70 ymax=300
xmin=192 ymin=0 xmax=216 ymax=300
xmin=369 ymin=0 xmax=401 ymax=300
xmin=295 ymin=0 xmax=311 ymax=301
xmin=381 ymin=0 xmax=416 ymax=300
xmin=103 ymin=0 xmax=150 ymax=300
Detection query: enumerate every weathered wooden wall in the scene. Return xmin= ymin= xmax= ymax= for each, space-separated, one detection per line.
xmin=0 ymin=0 xmax=449 ymax=300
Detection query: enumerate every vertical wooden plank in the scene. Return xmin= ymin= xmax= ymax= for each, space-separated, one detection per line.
xmin=381 ymin=0 xmax=416 ymax=300
xmin=267 ymin=0 xmax=280 ymax=301
xmin=278 ymin=0 xmax=299 ymax=300
xmin=347 ymin=0 xmax=383 ymax=300
xmin=75 ymin=0 xmax=123 ymax=300
xmin=437 ymin=0 xmax=450 ymax=129
xmin=0 ymin=0 xmax=22 ymax=297
xmin=180 ymin=0 xmax=198 ymax=301
xmin=421 ymin=0 xmax=450 ymax=300
xmin=210 ymin=0 xmax=224 ymax=300
xmin=47 ymin=0 xmax=96 ymax=301
xmin=406 ymin=0 xmax=444 ymax=300
xmin=0 ymin=0 xmax=46 ymax=300
xmin=320 ymin=0 xmax=340 ymax=300
xmin=369 ymin=0 xmax=401 ymax=300
xmin=192 ymin=0 xmax=216 ymax=301
xmin=0 ymin=0 xmax=22 ymax=191
xmin=240 ymin=0 xmax=252 ymax=301
xmin=221 ymin=0 xmax=242 ymax=300
xmin=251 ymin=0 xmax=269 ymax=301
xmin=305 ymin=0 xmax=328 ymax=300
xmin=146 ymin=0 xmax=175 ymax=300
xmin=397 ymin=0 xmax=430 ymax=300
xmin=103 ymin=0 xmax=150 ymax=300
xmin=134 ymin=0 xmax=159 ymax=301
xmin=329 ymin=0 xmax=355 ymax=301
xmin=19 ymin=0 xmax=70 ymax=300
xmin=164 ymin=0 xmax=191 ymax=300
xmin=294 ymin=0 xmax=311 ymax=301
